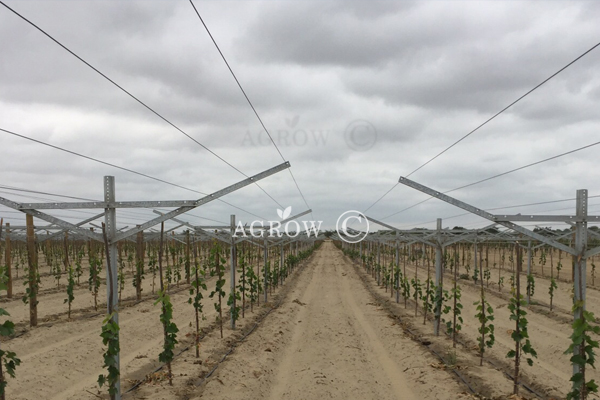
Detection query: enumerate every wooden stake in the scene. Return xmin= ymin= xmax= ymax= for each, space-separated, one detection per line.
xmin=192 ymin=236 xmax=200 ymax=358
xmin=514 ymin=243 xmax=522 ymax=395
xmin=4 ymin=222 xmax=12 ymax=298
xmin=26 ymin=215 xmax=38 ymax=327
xmin=135 ymin=230 xmax=144 ymax=301
xmin=157 ymin=222 xmax=172 ymax=384
xmin=185 ymin=230 xmax=191 ymax=284
xmin=479 ymin=242 xmax=485 ymax=366
xmin=453 ymin=245 xmax=458 ymax=348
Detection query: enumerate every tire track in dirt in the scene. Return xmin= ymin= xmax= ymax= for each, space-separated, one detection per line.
xmin=266 ymin=246 xmax=327 ymax=400
xmin=339 ymin=257 xmax=417 ymax=399
xmin=201 ymin=242 xmax=465 ymax=400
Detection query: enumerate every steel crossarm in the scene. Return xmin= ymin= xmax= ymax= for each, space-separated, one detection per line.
xmin=398 ymin=176 xmax=578 ymax=256
xmin=113 ymin=162 xmax=290 ymax=242
xmin=0 ymin=196 xmax=103 ymax=241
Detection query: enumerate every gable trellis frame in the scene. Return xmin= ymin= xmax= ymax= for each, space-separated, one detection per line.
xmin=0 ymin=161 xmax=289 ymax=400
xmin=364 ymin=215 xmax=497 ymax=336
xmin=398 ymin=175 xmax=599 ymax=382
xmin=154 ymin=208 xmax=314 ymax=309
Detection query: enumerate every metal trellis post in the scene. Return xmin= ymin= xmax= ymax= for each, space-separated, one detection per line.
xmin=104 ymin=176 xmax=120 ymax=399
xmin=377 ymin=242 xmax=381 ymax=285
xmin=527 ymin=241 xmax=532 ymax=304
xmin=396 ymin=241 xmax=400 ymax=304
xmin=5 ymin=223 xmax=12 ymax=298
xmin=280 ymin=244 xmax=284 ymax=285
xmin=263 ymin=237 xmax=268 ymax=303
xmin=434 ymin=218 xmax=443 ymax=336
xmin=573 ymin=189 xmax=588 ymax=378
xmin=230 ymin=215 xmax=236 ymax=330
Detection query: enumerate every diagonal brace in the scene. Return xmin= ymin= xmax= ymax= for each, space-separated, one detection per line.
xmin=398 ymin=177 xmax=577 ymax=256
xmin=114 ymin=162 xmax=290 ymax=242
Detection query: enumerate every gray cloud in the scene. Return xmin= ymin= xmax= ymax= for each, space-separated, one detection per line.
xmin=1 ymin=0 xmax=600 ymax=231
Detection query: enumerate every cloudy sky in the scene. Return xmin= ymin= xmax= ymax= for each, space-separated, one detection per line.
xmin=1 ymin=0 xmax=600 ymax=233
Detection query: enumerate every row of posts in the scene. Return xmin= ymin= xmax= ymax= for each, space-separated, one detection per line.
xmin=341 ymin=188 xmax=589 ymax=379
xmin=0 ymin=176 xmax=315 ymax=400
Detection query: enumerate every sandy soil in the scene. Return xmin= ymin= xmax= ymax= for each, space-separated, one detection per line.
xmin=361 ymin=252 xmax=600 ymax=400
xmin=4 ymin=241 xmax=581 ymax=399
xmin=188 ymin=242 xmax=469 ymax=400
xmin=1 ymin=249 xmax=269 ymax=400
xmin=0 ymin=250 xmax=188 ymax=328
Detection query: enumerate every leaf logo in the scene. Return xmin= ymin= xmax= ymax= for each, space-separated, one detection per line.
xmin=285 ymin=115 xmax=300 ymax=128
xmin=277 ymin=206 xmax=292 ymax=220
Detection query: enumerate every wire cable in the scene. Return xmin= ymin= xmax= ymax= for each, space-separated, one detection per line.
xmin=357 ymin=40 xmax=600 ymax=216
xmin=396 ymin=195 xmax=600 ymax=229
xmin=456 ymin=199 xmax=600 ymax=230
xmin=406 ymin=40 xmax=600 ymax=178
xmin=0 ymin=184 xmax=97 ymax=202
xmin=445 ymin=139 xmax=600 ymax=194
xmin=188 ymin=0 xmax=313 ymax=214
xmin=362 ymin=183 xmax=400 ymax=215
xmin=0 ymin=127 xmax=268 ymax=221
xmin=1 ymin=127 xmax=211 ymax=195
xmin=0 ymin=183 xmax=229 ymax=223
xmin=188 ymin=0 xmax=283 ymax=162
xmin=381 ymin=139 xmax=600 ymax=220
xmin=0 ymin=0 xmax=285 ymax=209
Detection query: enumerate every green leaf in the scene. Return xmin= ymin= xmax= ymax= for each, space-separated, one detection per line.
xmin=570 ymin=354 xmax=586 ymax=366
xmin=586 ymin=380 xmax=599 ymax=392
xmin=526 ymin=358 xmax=533 ymax=366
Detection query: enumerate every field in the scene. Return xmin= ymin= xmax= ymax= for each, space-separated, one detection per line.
xmin=358 ymin=245 xmax=600 ymax=399
xmin=3 ymin=2 xmax=600 ymax=400
xmin=1 ymin=239 xmax=597 ymax=399
xmin=0 ymin=237 xmax=308 ymax=399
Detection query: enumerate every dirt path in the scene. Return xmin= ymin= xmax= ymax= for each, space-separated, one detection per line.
xmin=200 ymin=242 xmax=465 ymax=400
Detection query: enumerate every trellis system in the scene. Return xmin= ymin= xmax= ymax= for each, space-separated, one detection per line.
xmin=0 ymin=161 xmax=289 ymax=400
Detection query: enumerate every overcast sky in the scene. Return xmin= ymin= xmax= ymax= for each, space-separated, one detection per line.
xmin=1 ymin=0 xmax=600 ymax=233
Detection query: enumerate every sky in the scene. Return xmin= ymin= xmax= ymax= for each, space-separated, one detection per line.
xmin=1 ymin=0 xmax=600 ymax=234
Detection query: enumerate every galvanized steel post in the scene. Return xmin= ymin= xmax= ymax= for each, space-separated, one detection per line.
xmin=5 ymin=223 xmax=11 ymax=298
xmin=263 ymin=237 xmax=268 ymax=303
xmin=280 ymin=244 xmax=284 ymax=285
xmin=104 ymin=176 xmax=120 ymax=399
xmin=434 ymin=218 xmax=443 ymax=336
xmin=230 ymin=215 xmax=236 ymax=330
xmin=573 ymin=189 xmax=588 ymax=378
xmin=377 ymin=242 xmax=381 ymax=285
xmin=527 ymin=241 xmax=532 ymax=304
xmin=396 ymin=241 xmax=400 ymax=304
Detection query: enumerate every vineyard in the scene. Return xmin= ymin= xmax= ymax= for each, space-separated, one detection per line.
xmin=334 ymin=202 xmax=600 ymax=400
xmin=2 ymin=2 xmax=600 ymax=400
xmin=4 ymin=216 xmax=600 ymax=399
xmin=0 ymin=209 xmax=321 ymax=399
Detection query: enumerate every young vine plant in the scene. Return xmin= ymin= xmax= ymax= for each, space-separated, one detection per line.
xmin=208 ymin=241 xmax=226 ymax=338
xmin=0 ymin=267 xmax=20 ymax=397
xmin=155 ymin=289 xmax=178 ymax=385
xmin=565 ymin=301 xmax=600 ymax=399
xmin=97 ymin=311 xmax=120 ymax=397
xmin=64 ymin=264 xmax=75 ymax=319
xmin=474 ymin=295 xmax=495 ymax=365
